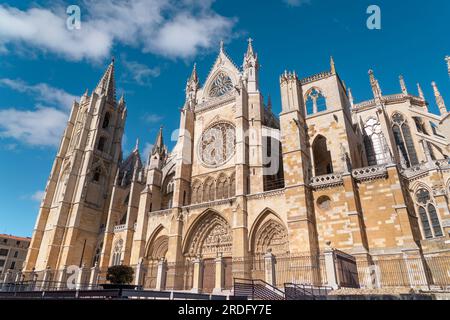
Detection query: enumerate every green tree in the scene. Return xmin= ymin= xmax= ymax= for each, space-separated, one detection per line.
xmin=106 ymin=265 xmax=134 ymax=284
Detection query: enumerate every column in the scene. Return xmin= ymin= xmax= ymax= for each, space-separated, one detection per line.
xmin=89 ymin=262 xmax=100 ymax=289
xmin=41 ymin=266 xmax=52 ymax=291
xmin=76 ymin=264 xmax=88 ymax=290
xmin=14 ymin=271 xmax=22 ymax=283
xmin=324 ymin=243 xmax=339 ymax=290
xmin=156 ymin=258 xmax=167 ymax=291
xmin=134 ymin=258 xmax=145 ymax=287
xmin=264 ymin=250 xmax=276 ymax=287
xmin=213 ymin=254 xmax=224 ymax=294
xmin=191 ymin=257 xmax=203 ymax=293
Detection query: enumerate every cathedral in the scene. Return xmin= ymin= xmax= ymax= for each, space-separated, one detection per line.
xmin=22 ymin=40 xmax=450 ymax=293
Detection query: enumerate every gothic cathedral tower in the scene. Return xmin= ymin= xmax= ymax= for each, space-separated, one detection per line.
xmin=24 ymin=60 xmax=126 ymax=272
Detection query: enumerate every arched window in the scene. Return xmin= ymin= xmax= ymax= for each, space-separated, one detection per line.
xmin=112 ymin=239 xmax=123 ymax=266
xmin=216 ymin=175 xmax=228 ymax=200
xmin=229 ymin=173 xmax=236 ymax=197
xmin=312 ymin=135 xmax=333 ymax=176
xmin=97 ymin=137 xmax=107 ymax=152
xmin=119 ymin=212 xmax=127 ymax=225
xmin=191 ymin=181 xmax=202 ymax=204
xmin=415 ymin=188 xmax=443 ymax=239
xmin=102 ymin=112 xmax=111 ymax=129
xmin=93 ymin=167 xmax=102 ymax=182
xmin=161 ymin=173 xmax=174 ymax=210
xmin=364 ymin=118 xmax=389 ymax=165
xmin=305 ymin=88 xmax=326 ymax=115
xmin=392 ymin=113 xmax=419 ymax=167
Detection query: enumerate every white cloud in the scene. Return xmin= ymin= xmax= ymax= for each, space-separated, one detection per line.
xmin=0 ymin=106 xmax=68 ymax=147
xmin=143 ymin=113 xmax=164 ymax=124
xmin=0 ymin=1 xmax=237 ymax=61
xmin=31 ymin=190 xmax=45 ymax=202
xmin=0 ymin=78 xmax=78 ymax=110
xmin=122 ymin=57 xmax=160 ymax=86
xmin=283 ymin=0 xmax=311 ymax=7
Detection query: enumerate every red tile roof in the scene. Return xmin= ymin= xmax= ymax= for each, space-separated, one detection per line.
xmin=0 ymin=234 xmax=31 ymax=242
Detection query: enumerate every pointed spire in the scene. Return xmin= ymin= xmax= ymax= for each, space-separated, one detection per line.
xmin=80 ymin=89 xmax=89 ymax=104
xmin=134 ymin=138 xmax=139 ymax=152
xmin=417 ymin=83 xmax=425 ymax=100
xmin=95 ymin=58 xmax=116 ymax=102
xmin=151 ymin=126 xmax=164 ymax=156
xmin=189 ymin=63 xmax=198 ymax=84
xmin=399 ymin=75 xmax=408 ymax=95
xmin=348 ymin=88 xmax=354 ymax=108
xmin=246 ymin=38 xmax=255 ymax=57
xmin=330 ymin=56 xmax=336 ymax=75
xmin=219 ymin=40 xmax=224 ymax=53
xmin=432 ymin=81 xmax=447 ymax=115
xmin=368 ymin=69 xmax=382 ymax=102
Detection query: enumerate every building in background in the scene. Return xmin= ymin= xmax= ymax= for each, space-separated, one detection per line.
xmin=0 ymin=234 xmax=30 ymax=276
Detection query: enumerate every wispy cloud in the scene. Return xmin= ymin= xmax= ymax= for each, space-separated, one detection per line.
xmin=0 ymin=78 xmax=77 ymax=109
xmin=143 ymin=142 xmax=154 ymax=161
xmin=283 ymin=0 xmax=311 ymax=7
xmin=31 ymin=190 xmax=45 ymax=202
xmin=143 ymin=113 xmax=164 ymax=124
xmin=0 ymin=105 xmax=68 ymax=147
xmin=122 ymin=56 xmax=160 ymax=86
xmin=0 ymin=79 xmax=77 ymax=147
xmin=0 ymin=1 xmax=237 ymax=61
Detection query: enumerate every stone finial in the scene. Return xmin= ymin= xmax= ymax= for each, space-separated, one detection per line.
xmin=432 ymin=81 xmax=447 ymax=115
xmin=417 ymin=83 xmax=425 ymax=101
xmin=368 ymin=69 xmax=382 ymax=103
xmin=134 ymin=138 xmax=139 ymax=152
xmin=219 ymin=40 xmax=224 ymax=52
xmin=399 ymin=75 xmax=408 ymax=95
xmin=330 ymin=56 xmax=336 ymax=74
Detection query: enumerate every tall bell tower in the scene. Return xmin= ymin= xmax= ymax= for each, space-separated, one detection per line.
xmin=24 ymin=60 xmax=126 ymax=272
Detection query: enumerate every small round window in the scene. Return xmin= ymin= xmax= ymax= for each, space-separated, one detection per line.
xmin=317 ymin=196 xmax=331 ymax=210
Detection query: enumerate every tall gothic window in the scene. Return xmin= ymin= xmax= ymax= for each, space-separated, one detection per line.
xmin=112 ymin=239 xmax=123 ymax=266
xmin=97 ymin=137 xmax=107 ymax=152
xmin=102 ymin=112 xmax=111 ymax=129
xmin=364 ymin=118 xmax=389 ymax=165
xmin=415 ymin=188 xmax=443 ymax=239
xmin=305 ymin=88 xmax=326 ymax=115
xmin=391 ymin=113 xmax=419 ymax=167
xmin=312 ymin=135 xmax=333 ymax=176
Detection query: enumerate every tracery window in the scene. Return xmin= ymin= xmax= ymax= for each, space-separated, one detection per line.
xmin=102 ymin=112 xmax=111 ymax=129
xmin=415 ymin=188 xmax=443 ymax=239
xmin=97 ymin=137 xmax=107 ymax=152
xmin=364 ymin=118 xmax=389 ymax=165
xmin=112 ymin=239 xmax=123 ymax=266
xmin=305 ymin=88 xmax=326 ymax=115
xmin=93 ymin=167 xmax=102 ymax=182
xmin=392 ymin=113 xmax=418 ymax=167
xmin=209 ymin=72 xmax=233 ymax=97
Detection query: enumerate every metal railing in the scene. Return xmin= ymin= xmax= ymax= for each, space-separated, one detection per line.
xmin=284 ymin=283 xmax=333 ymax=300
xmin=233 ymin=278 xmax=286 ymax=300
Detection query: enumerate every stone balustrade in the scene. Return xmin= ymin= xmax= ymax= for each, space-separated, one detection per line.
xmin=351 ymin=164 xmax=388 ymax=182
xmin=310 ymin=173 xmax=343 ymax=189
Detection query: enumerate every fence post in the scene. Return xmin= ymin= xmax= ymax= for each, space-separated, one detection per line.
xmin=264 ymin=250 xmax=276 ymax=287
xmin=213 ymin=253 xmax=224 ymax=294
xmin=89 ymin=262 xmax=100 ymax=289
xmin=156 ymin=258 xmax=167 ymax=291
xmin=191 ymin=257 xmax=203 ymax=293
xmin=76 ymin=264 xmax=87 ymax=290
xmin=324 ymin=243 xmax=339 ymax=290
xmin=57 ymin=265 xmax=68 ymax=290
xmin=41 ymin=266 xmax=52 ymax=291
xmin=134 ymin=258 xmax=145 ymax=287
xmin=15 ymin=270 xmax=22 ymax=283
xmin=2 ymin=269 xmax=12 ymax=284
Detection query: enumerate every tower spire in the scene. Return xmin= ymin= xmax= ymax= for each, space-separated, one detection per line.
xmin=368 ymin=69 xmax=382 ymax=103
xmin=330 ymin=56 xmax=336 ymax=75
xmin=399 ymin=75 xmax=408 ymax=95
xmin=432 ymin=81 xmax=447 ymax=115
xmin=417 ymin=83 xmax=425 ymax=100
xmin=219 ymin=40 xmax=224 ymax=53
xmin=95 ymin=58 xmax=116 ymax=102
xmin=246 ymin=38 xmax=255 ymax=57
xmin=151 ymin=126 xmax=164 ymax=156
xmin=134 ymin=138 xmax=139 ymax=152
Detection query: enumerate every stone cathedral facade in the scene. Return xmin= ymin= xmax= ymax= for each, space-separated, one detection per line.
xmin=23 ymin=41 xmax=450 ymax=293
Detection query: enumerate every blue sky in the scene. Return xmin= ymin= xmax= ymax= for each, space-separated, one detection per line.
xmin=0 ymin=0 xmax=449 ymax=237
